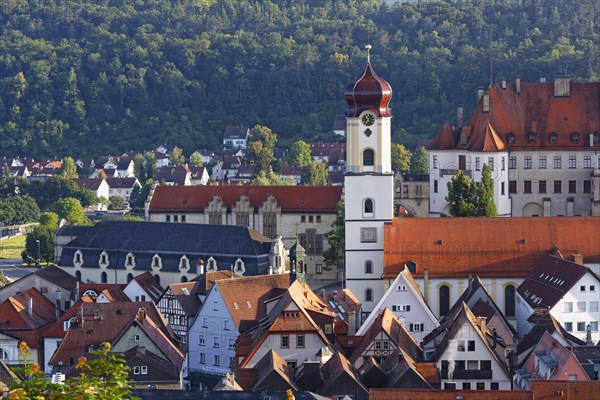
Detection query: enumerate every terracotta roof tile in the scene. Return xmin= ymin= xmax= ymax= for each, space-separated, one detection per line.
xmin=149 ymin=185 xmax=342 ymax=213
xmin=468 ymin=122 xmax=506 ymax=151
xmin=370 ymin=388 xmax=532 ymax=400
xmin=384 ymin=217 xmax=600 ymax=279
xmin=32 ymin=265 xmax=79 ymax=291
xmin=216 ymin=274 xmax=290 ymax=330
xmin=427 ymin=122 xmax=457 ymax=150
xmin=529 ymin=380 xmax=599 ymax=400
xmin=131 ymin=272 xmax=164 ymax=302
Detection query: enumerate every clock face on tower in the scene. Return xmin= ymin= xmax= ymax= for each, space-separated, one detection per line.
xmin=361 ymin=113 xmax=375 ymax=126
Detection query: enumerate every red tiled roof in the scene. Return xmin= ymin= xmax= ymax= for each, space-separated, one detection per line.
xmin=148 ymin=185 xmax=342 ymax=213
xmin=131 ymin=272 xmax=164 ymax=303
xmin=469 ymin=123 xmax=506 ymax=151
xmin=73 ymin=178 xmax=105 ymax=191
xmin=427 ymin=122 xmax=457 ymax=150
xmin=428 ymin=81 xmax=600 ymax=151
xmin=370 ymin=389 xmax=532 ymax=400
xmin=529 ymin=380 xmax=598 ymax=400
xmin=384 ymin=217 xmax=600 ymax=279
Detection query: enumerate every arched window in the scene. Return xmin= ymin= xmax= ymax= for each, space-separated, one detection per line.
xmin=439 ymin=285 xmax=450 ymax=317
xmin=75 ymin=271 xmax=82 ymax=281
xmin=505 ymin=285 xmax=516 ymax=317
xmin=364 ymin=198 xmax=374 ymax=215
xmin=100 ymin=272 xmax=107 ymax=283
xmin=181 ymin=276 xmax=188 ymax=283
xmin=154 ymin=274 xmax=161 ymax=284
xmin=549 ymin=132 xmax=558 ymax=144
xmin=506 ymin=133 xmax=515 ymax=144
xmin=571 ymin=132 xmax=579 ymax=144
xmin=365 ymin=260 xmax=373 ymax=274
xmin=127 ymin=273 xmax=133 ymax=283
xmin=365 ymin=288 xmax=373 ymax=302
xmin=363 ymin=149 xmax=374 ymax=166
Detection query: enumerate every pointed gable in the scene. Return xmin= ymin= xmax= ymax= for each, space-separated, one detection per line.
xmin=427 ymin=122 xmax=457 ymax=150
xmin=469 ymin=123 xmax=507 ymax=151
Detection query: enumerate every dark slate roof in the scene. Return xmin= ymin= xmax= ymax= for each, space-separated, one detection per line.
xmin=517 ymin=254 xmax=593 ymax=310
xmin=106 ymin=177 xmax=139 ymax=189
xmin=59 ymin=221 xmax=273 ymax=274
xmin=131 ymin=391 xmax=327 ymax=399
xmin=223 ymin=126 xmax=250 ymax=140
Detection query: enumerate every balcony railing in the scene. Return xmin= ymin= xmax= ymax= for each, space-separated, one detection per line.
xmin=440 ymin=169 xmax=472 ymax=178
xmin=441 ymin=369 xmax=492 ymax=380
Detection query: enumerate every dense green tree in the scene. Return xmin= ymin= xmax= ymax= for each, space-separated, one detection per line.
xmin=59 ymin=157 xmax=78 ymax=179
xmin=27 ymin=176 xmax=93 ymax=209
xmin=302 ymin=161 xmax=328 ymax=186
xmin=410 ymin=147 xmax=429 ymax=176
xmin=39 ymin=212 xmax=59 ymax=229
xmin=288 ymin=140 xmax=312 ymax=168
xmin=10 ymin=341 xmax=136 ymax=399
xmin=143 ymin=152 xmax=158 ymax=180
xmin=128 ymin=185 xmax=142 ymax=211
xmin=446 ymin=164 xmax=497 ymax=217
xmin=246 ymin=125 xmax=278 ymax=174
xmin=0 ymin=195 xmax=40 ymax=225
xmin=252 ymin=170 xmax=295 ymax=185
xmin=169 ymin=147 xmax=185 ymax=166
xmin=391 ymin=143 xmax=412 ymax=174
xmin=109 ymin=196 xmax=125 ymax=210
xmin=51 ymin=197 xmax=89 ymax=224
xmin=133 ymin=153 xmax=146 ymax=182
xmin=25 ymin=225 xmax=54 ymax=264
xmin=189 ymin=152 xmax=204 ymax=167
xmin=323 ymin=202 xmax=344 ymax=272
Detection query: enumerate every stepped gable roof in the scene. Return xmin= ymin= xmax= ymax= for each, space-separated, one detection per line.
xmin=216 ymin=274 xmax=290 ymax=330
xmin=131 ymin=272 xmax=164 ymax=303
xmin=427 ymin=122 xmax=457 ymax=150
xmin=58 ymin=221 xmax=273 ymax=272
xmin=384 ymin=217 xmax=600 ymax=279
xmin=148 ymin=185 xmax=342 ymax=213
xmin=468 ymin=122 xmax=506 ymax=151
xmin=351 ymin=308 xmax=422 ymax=365
xmin=73 ymin=178 xmax=105 ymax=191
xmin=517 ymin=254 xmax=592 ymax=310
xmin=345 ymin=60 xmax=392 ymax=118
xmin=429 ymin=81 xmax=600 ymax=152
xmin=49 ymin=302 xmax=176 ymax=370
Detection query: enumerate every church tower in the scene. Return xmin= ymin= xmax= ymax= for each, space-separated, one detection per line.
xmin=344 ymin=46 xmax=394 ymax=320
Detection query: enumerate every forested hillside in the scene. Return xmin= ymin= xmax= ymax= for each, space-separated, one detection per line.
xmin=0 ymin=0 xmax=597 ymax=157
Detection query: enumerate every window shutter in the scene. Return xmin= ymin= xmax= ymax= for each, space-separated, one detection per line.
xmin=409 ymin=323 xmax=414 ymax=332
xmin=420 ymin=323 xmax=425 ymax=332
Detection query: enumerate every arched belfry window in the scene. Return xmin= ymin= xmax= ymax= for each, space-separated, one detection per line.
xmin=365 ymin=260 xmax=373 ymax=274
xmin=439 ymin=285 xmax=450 ymax=317
xmin=365 ymin=288 xmax=373 ymax=302
xmin=363 ymin=149 xmax=375 ymax=167
xmin=363 ymin=198 xmax=374 ymax=216
xmin=505 ymin=285 xmax=516 ymax=317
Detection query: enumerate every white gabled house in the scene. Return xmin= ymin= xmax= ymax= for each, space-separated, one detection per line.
xmin=187 ymin=274 xmax=290 ymax=390
xmin=422 ymin=303 xmax=512 ymax=390
xmin=516 ymin=254 xmax=600 ymax=343
xmin=124 ymin=271 xmax=164 ymax=303
xmin=356 ymin=265 xmax=438 ymax=343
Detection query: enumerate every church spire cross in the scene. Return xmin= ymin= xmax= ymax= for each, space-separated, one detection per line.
xmin=365 ymin=44 xmax=372 ymax=64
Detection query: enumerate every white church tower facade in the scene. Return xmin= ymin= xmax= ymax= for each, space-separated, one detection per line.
xmin=344 ymin=47 xmax=395 ymax=320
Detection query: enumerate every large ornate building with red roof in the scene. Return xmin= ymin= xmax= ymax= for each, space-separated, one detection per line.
xmin=427 ymin=77 xmax=600 ymax=217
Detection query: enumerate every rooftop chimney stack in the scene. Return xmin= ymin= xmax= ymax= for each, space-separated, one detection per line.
xmin=196 ymin=259 xmax=204 ymax=275
xmin=586 ymin=324 xmax=593 ymax=346
xmin=28 ymin=297 xmax=33 ymax=317
xmin=540 ymin=74 xmax=546 ymax=83
xmin=423 ymin=268 xmax=430 ymax=306
xmin=554 ymin=75 xmax=570 ymax=97
xmin=456 ymin=105 xmax=463 ymax=128
xmin=570 ymin=253 xmax=584 ymax=265
xmin=348 ymin=310 xmax=357 ymax=336
xmin=482 ymin=92 xmax=490 ymax=113
xmin=477 ymin=87 xmax=484 ymax=102
xmin=501 ymin=79 xmax=507 ymax=90
xmin=515 ymin=76 xmax=521 ymax=94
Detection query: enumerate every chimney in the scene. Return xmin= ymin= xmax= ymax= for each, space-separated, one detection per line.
xmin=196 ymin=259 xmax=204 ymax=275
xmin=456 ymin=105 xmax=463 ymax=128
xmin=501 ymin=78 xmax=507 ymax=90
xmin=540 ymin=74 xmax=546 ymax=83
xmin=321 ymin=288 xmax=326 ymax=300
xmin=423 ymin=268 xmax=430 ymax=306
xmin=477 ymin=87 xmax=484 ymax=102
xmin=477 ymin=316 xmax=487 ymax=331
xmin=348 ymin=310 xmax=357 ymax=335
xmin=28 ymin=297 xmax=33 ymax=317
xmin=55 ymin=299 xmax=61 ymax=320
xmin=586 ymin=324 xmax=593 ymax=346
xmin=590 ymin=133 xmax=595 ymax=147
xmin=554 ymin=75 xmax=570 ymax=97
xmin=515 ymin=76 xmax=521 ymax=94
xmin=482 ymin=92 xmax=490 ymax=113
xmin=269 ymin=265 xmax=273 ymax=275
xmin=75 ymin=281 xmax=80 ymax=301
xmin=570 ymin=253 xmax=584 ymax=265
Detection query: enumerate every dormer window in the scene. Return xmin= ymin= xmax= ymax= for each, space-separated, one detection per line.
xmin=152 ymin=254 xmax=162 ymax=270
xmin=460 ymin=135 xmax=467 ymax=145
xmin=550 ymin=133 xmax=558 ymax=144
xmin=233 ymin=258 xmax=245 ymax=275
xmin=73 ymin=250 xmax=84 ymax=267
xmin=179 ymin=255 xmax=189 ymax=271
xmin=125 ymin=253 xmax=135 ymax=268
xmin=506 ymin=133 xmax=515 ymax=144
xmin=571 ymin=132 xmax=579 ymax=144
xmin=528 ymin=132 xmax=536 ymax=144
xmin=99 ymin=251 xmax=109 ymax=268
xmin=207 ymin=257 xmax=217 ymax=272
